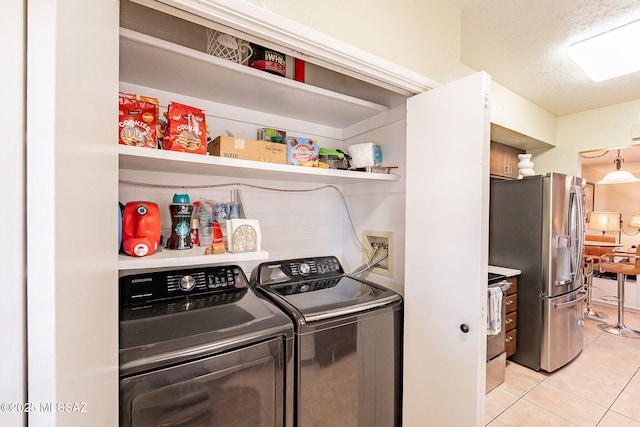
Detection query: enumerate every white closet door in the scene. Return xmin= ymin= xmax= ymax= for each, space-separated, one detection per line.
xmin=26 ymin=0 xmax=119 ymax=425
xmin=404 ymin=72 xmax=491 ymax=426
xmin=2 ymin=1 xmax=26 ymax=426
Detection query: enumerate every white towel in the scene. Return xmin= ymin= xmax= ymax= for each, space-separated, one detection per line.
xmin=487 ymin=287 xmax=503 ymax=336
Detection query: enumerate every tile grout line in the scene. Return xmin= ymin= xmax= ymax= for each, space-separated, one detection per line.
xmin=487 ymin=307 xmax=640 ymax=426
xmin=594 ymin=366 xmax=640 ymax=426
xmin=503 ymin=326 xmax=597 ymax=423
xmin=487 ymin=328 xmax=605 ymax=425
xmin=485 ymin=371 xmax=550 ymax=425
xmin=557 ymin=317 xmax=640 ymax=426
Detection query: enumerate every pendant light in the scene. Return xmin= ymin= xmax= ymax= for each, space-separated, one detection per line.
xmin=597 ymin=149 xmax=640 ymax=184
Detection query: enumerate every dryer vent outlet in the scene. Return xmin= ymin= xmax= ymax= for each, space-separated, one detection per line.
xmin=362 ymin=230 xmax=393 ymax=277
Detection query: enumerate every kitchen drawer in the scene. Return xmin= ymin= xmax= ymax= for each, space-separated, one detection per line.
xmin=506 ymin=278 xmax=517 ymax=295
xmin=505 ymin=294 xmax=517 ymax=314
xmin=505 ymin=329 xmax=517 ymax=357
xmin=505 ymin=311 xmax=517 ymax=332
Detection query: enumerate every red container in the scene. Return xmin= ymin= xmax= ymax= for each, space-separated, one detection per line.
xmin=249 ymin=44 xmax=286 ymax=77
xmin=122 ymin=202 xmax=161 ymax=257
xmin=294 ymin=58 xmax=305 ymax=83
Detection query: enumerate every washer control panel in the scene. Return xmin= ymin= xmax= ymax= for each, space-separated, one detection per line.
xmin=121 ymin=265 xmax=246 ymax=305
xmin=253 ymin=256 xmax=344 ymax=285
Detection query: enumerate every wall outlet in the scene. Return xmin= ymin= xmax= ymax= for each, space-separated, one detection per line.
xmin=362 ymin=230 xmax=393 ymax=277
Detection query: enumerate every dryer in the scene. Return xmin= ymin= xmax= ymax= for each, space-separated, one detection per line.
xmin=252 ymin=256 xmax=403 ymax=427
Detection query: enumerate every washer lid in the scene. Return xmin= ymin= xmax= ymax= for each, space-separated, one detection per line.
xmin=119 ymin=288 xmax=293 ymax=376
xmin=266 ymin=275 xmax=402 ymax=322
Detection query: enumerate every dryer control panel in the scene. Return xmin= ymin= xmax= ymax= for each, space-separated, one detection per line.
xmin=253 ymin=256 xmax=344 ymax=285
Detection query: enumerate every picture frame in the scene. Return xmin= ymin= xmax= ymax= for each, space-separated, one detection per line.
xmin=584 ymin=182 xmax=594 ymax=223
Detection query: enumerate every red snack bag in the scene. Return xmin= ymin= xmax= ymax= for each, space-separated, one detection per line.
xmin=164 ymin=102 xmax=207 ymax=154
xmin=118 ymin=96 xmax=157 ymax=148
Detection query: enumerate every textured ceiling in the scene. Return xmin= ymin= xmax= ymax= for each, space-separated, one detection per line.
xmin=453 ymin=0 xmax=640 ymax=117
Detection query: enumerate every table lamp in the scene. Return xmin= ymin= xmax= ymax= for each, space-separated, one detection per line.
xmin=622 ymin=214 xmax=640 ymax=236
xmin=588 ymin=211 xmax=621 ymax=242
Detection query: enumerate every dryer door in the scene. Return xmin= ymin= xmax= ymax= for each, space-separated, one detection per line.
xmin=120 ymin=337 xmax=286 ymax=427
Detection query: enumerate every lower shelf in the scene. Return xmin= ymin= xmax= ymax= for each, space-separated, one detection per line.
xmin=118 ymin=247 xmax=269 ymax=270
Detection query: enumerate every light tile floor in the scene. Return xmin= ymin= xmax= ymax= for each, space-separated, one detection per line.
xmin=486 ymin=303 xmax=640 ymax=426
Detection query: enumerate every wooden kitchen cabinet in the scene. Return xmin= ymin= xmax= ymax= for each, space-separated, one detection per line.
xmin=505 ymin=329 xmax=517 ymax=357
xmin=490 ymin=141 xmax=525 ymax=179
xmin=505 ymin=276 xmax=518 ymax=358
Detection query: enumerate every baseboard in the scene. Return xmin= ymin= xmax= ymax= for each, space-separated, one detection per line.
xmin=591 ymin=300 xmax=640 ymax=314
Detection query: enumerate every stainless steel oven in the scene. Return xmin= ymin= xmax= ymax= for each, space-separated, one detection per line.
xmin=119 ymin=265 xmax=294 ymax=427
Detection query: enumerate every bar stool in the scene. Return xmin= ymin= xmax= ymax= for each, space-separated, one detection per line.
xmin=583 ymin=257 xmax=608 ymax=320
xmin=599 ymin=247 xmax=640 ymax=338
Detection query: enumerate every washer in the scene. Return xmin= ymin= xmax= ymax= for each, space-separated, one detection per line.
xmin=119 ymin=264 xmax=294 ymax=427
xmin=251 ymin=256 xmax=403 ymax=427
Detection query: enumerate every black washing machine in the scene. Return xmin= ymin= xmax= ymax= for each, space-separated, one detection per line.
xmin=119 ymin=264 xmax=294 ymax=427
xmin=251 ymin=256 xmax=403 ymax=427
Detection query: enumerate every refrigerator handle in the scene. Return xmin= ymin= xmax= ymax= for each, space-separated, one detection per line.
xmin=575 ymin=185 xmax=585 ymax=261
xmin=569 ymin=184 xmax=585 ymax=282
xmin=552 ymin=290 xmax=587 ymax=309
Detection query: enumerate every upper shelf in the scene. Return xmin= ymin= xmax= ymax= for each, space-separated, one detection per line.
xmin=119 ymin=145 xmax=400 ymax=184
xmin=119 ymin=28 xmax=390 ymax=129
xmin=118 ymin=247 xmax=269 ymax=270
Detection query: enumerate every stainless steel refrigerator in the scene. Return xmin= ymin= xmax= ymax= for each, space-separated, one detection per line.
xmin=489 ymin=173 xmax=586 ymax=372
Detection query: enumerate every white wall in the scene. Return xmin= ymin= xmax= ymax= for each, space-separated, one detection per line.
xmin=532 ymin=99 xmax=640 ymax=176
xmin=491 ymin=81 xmax=557 ymax=147
xmin=118 ymin=172 xmax=346 ymax=265
xmin=243 ymin=0 xmax=462 ymax=85
xmin=341 ymin=108 xmax=408 ymax=295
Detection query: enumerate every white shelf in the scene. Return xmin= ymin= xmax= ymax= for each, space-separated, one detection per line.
xmin=118 ymin=145 xmax=401 ymax=183
xmin=118 ymin=26 xmax=399 ymax=274
xmin=119 ymin=28 xmax=389 ymax=129
xmin=118 ymin=247 xmax=269 ymax=270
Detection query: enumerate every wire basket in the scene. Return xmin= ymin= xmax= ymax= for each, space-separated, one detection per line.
xmin=206 ymin=29 xmax=252 ymax=64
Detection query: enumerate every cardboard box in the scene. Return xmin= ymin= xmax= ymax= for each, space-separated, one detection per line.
xmin=208 ymin=136 xmax=286 ymax=164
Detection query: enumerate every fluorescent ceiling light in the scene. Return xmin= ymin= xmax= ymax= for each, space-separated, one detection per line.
xmin=568 ymin=19 xmax=640 ymax=82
